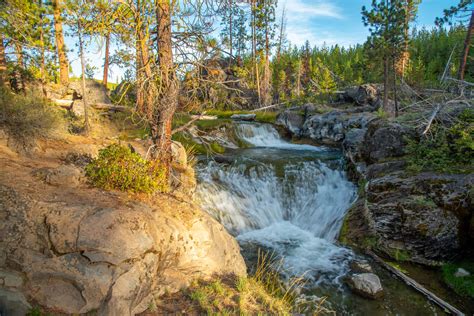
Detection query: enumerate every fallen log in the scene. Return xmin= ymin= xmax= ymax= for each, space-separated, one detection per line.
xmin=366 ymin=250 xmax=464 ymax=316
xmin=91 ymin=103 xmax=128 ymax=112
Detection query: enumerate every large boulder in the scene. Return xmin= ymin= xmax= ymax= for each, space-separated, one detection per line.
xmin=301 ymin=111 xmax=376 ymax=145
xmin=343 ymin=171 xmax=473 ymax=264
xmin=361 ymin=121 xmax=413 ymax=163
xmin=275 ymin=111 xmax=305 ymax=136
xmin=0 ymin=182 xmax=246 ymax=315
xmin=344 ymin=84 xmax=381 ymax=107
xmin=347 ymin=273 xmax=384 ymax=299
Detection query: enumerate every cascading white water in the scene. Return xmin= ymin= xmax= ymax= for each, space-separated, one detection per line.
xmin=197 ymin=123 xmax=357 ymax=284
xmin=235 ymin=123 xmax=323 ymax=151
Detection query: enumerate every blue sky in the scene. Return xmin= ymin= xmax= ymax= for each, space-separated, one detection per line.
xmin=280 ymin=0 xmax=457 ymax=47
xmin=69 ymin=0 xmax=458 ymax=82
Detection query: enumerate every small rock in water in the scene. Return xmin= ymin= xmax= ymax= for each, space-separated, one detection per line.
xmin=454 ymin=268 xmax=471 ymax=278
xmin=350 ymin=260 xmax=373 ymax=273
xmin=347 ymin=273 xmax=384 ymax=299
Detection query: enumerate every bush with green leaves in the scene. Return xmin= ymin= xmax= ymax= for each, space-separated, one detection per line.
xmin=406 ymin=109 xmax=474 ymax=173
xmin=85 ymin=144 xmax=168 ymax=193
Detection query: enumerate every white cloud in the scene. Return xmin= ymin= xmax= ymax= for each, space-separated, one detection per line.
xmin=278 ymin=0 xmax=347 ymax=47
xmin=283 ymin=0 xmax=343 ymax=19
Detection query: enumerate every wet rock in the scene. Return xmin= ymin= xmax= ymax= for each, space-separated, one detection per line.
xmin=347 ymin=273 xmax=384 ymax=299
xmin=343 ymin=128 xmax=367 ymax=161
xmin=231 ymin=113 xmax=256 ymax=121
xmin=454 ymin=268 xmax=471 ymax=278
xmin=350 ymin=260 xmax=373 ymax=273
xmin=276 ymin=111 xmax=305 ymax=136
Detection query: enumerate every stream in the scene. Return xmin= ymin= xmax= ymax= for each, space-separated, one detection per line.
xmin=195 ymin=122 xmax=445 ymax=315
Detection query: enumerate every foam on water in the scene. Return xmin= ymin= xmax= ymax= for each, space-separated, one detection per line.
xmin=235 ymin=123 xmax=323 ymax=151
xmin=196 ymin=123 xmax=357 ymax=285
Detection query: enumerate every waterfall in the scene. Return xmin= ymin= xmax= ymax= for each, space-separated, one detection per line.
xmin=235 ymin=123 xmax=323 ymax=151
xmin=196 ymin=123 xmax=357 ymax=284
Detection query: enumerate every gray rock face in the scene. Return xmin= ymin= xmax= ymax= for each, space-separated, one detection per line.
xmin=302 ymin=111 xmax=376 ymax=145
xmin=344 ymin=84 xmax=381 ymax=107
xmin=361 ymin=121 xmax=412 ymax=163
xmin=276 ymin=111 xmax=305 ymax=136
xmin=347 ymin=273 xmax=384 ymax=299
xmin=0 ymin=182 xmax=246 ymax=315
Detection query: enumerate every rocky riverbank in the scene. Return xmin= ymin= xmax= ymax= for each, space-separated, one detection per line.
xmin=0 ymin=135 xmax=246 ymax=315
xmin=276 ymin=101 xmax=474 ymax=266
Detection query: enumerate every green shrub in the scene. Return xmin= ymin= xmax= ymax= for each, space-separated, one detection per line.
xmin=406 ymin=109 xmax=474 ymax=173
xmin=0 ymin=86 xmax=64 ymax=145
xmin=85 ymin=144 xmax=168 ymax=193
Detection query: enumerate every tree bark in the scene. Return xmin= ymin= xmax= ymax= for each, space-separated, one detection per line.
xmin=154 ymin=0 xmax=178 ymax=178
xmin=78 ymin=28 xmax=90 ymax=135
xmin=229 ymin=0 xmax=233 ymax=62
xmin=383 ymin=56 xmax=390 ymax=114
xmin=458 ymin=10 xmax=474 ymax=81
xmin=103 ymin=32 xmax=110 ymax=88
xmin=39 ymin=0 xmax=47 ymax=96
xmin=262 ymin=1 xmax=271 ymax=106
xmin=0 ymin=35 xmax=7 ymax=85
xmin=53 ymin=0 xmax=69 ymax=85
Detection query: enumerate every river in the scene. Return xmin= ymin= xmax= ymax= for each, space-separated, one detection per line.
xmin=196 ymin=122 xmax=445 ymax=315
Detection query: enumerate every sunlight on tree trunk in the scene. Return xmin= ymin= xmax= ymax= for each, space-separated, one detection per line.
xmin=458 ymin=10 xmax=474 ymax=81
xmin=103 ymin=32 xmax=110 ymax=88
xmin=0 ymin=36 xmax=6 ymax=85
xmin=53 ymin=0 xmax=69 ymax=85
xmin=78 ymin=29 xmax=90 ymax=135
xmin=153 ymin=0 xmax=178 ymax=179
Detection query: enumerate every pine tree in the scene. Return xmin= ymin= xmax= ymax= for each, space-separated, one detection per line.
xmin=362 ymin=0 xmax=406 ymax=116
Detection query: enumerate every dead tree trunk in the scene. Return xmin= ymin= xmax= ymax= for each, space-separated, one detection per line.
xmin=78 ymin=27 xmax=90 ymax=135
xmin=154 ymin=0 xmax=178 ymax=178
xmin=103 ymin=32 xmax=110 ymax=88
xmin=458 ymin=10 xmax=474 ymax=81
xmin=53 ymin=0 xmax=69 ymax=85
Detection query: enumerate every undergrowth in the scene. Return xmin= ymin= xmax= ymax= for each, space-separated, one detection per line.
xmin=0 ymin=86 xmax=65 ymax=146
xmin=405 ymin=108 xmax=474 ymax=173
xmin=85 ymin=144 xmax=168 ymax=193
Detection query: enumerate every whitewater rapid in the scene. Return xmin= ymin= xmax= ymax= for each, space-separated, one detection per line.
xmin=196 ymin=123 xmax=357 ymax=284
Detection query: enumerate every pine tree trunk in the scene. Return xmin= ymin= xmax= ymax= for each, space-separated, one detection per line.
xmin=0 ymin=35 xmax=6 ymax=85
xmin=103 ymin=32 xmax=110 ymax=88
xmin=392 ymin=57 xmax=399 ymax=117
xmin=154 ymin=0 xmax=178 ymax=178
xmin=383 ymin=56 xmax=390 ymax=114
xmin=458 ymin=10 xmax=474 ymax=81
xmin=262 ymin=8 xmax=271 ymax=106
xmin=229 ymin=0 xmax=233 ymax=62
xmin=39 ymin=0 xmax=47 ymax=96
xmin=53 ymin=0 xmax=69 ymax=85
xmin=79 ymin=29 xmax=90 ymax=135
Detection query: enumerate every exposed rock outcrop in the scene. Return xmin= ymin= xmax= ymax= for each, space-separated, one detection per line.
xmin=0 ymin=147 xmax=246 ymax=315
xmin=277 ymin=106 xmax=474 ymax=265
xmin=275 ymin=111 xmax=305 ymax=136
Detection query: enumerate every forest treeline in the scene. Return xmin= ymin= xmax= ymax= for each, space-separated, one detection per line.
xmin=0 ymin=0 xmax=472 ymax=181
